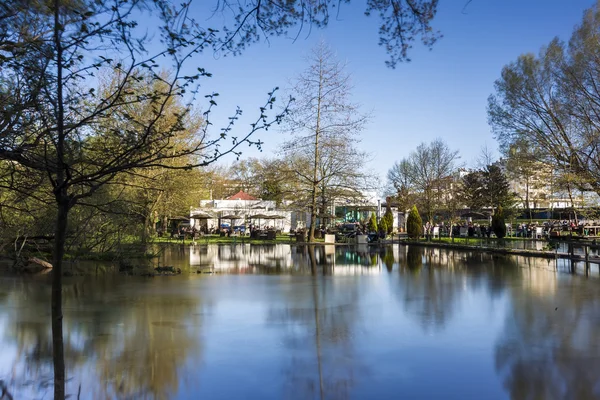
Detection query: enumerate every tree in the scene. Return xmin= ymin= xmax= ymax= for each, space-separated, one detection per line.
xmin=488 ymin=1 xmax=600 ymax=196
xmin=406 ymin=205 xmax=422 ymax=239
xmin=379 ymin=216 xmax=388 ymax=236
xmin=0 ymin=2 xmax=286 ymax=397
xmin=460 ymin=163 xmax=515 ymax=213
xmin=382 ymin=204 xmax=395 ymax=234
xmin=367 ymin=212 xmax=378 ymax=233
xmin=387 ymin=159 xmax=415 ymax=212
xmin=483 ymin=164 xmax=516 ymax=211
xmin=216 ymin=0 xmax=440 ymax=68
xmin=460 ymin=170 xmax=486 ymax=210
xmin=387 ymin=139 xmax=460 ymax=223
xmin=282 ymin=41 xmax=370 ymax=242
xmin=491 ymin=206 xmax=507 ymax=239
xmin=505 ymin=138 xmax=550 ymax=220
xmin=1 ymin=1 xmax=442 ymax=397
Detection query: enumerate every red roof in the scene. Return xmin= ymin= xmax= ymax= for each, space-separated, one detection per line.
xmin=226 ymin=191 xmax=257 ymax=201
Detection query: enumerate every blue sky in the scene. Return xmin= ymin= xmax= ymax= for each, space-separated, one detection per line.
xmin=181 ymin=0 xmax=595 ymax=183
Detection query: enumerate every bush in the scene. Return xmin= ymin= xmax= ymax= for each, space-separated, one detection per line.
xmin=367 ymin=212 xmax=378 ymax=232
xmin=379 ymin=217 xmax=388 ymax=236
xmin=383 ymin=207 xmax=394 ymax=234
xmin=491 ymin=206 xmax=507 ymax=239
xmin=406 ymin=205 xmax=422 ymax=239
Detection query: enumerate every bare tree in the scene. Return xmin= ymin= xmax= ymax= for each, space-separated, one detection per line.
xmin=282 ymin=41 xmax=370 ymax=241
xmin=387 ymin=139 xmax=459 ymax=223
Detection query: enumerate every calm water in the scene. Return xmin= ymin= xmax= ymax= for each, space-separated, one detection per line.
xmin=1 ymin=244 xmax=599 ymax=400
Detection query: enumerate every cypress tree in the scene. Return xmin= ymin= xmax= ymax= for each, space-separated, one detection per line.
xmin=407 ymin=205 xmax=422 ymax=239
xmin=367 ymin=212 xmax=378 ymax=232
xmin=383 ymin=206 xmax=394 ymax=234
xmin=491 ymin=205 xmax=507 ymax=239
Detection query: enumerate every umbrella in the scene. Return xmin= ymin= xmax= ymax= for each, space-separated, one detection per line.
xmin=220 ymin=213 xmax=243 ymax=221
xmin=250 ymin=213 xmax=273 ymax=229
xmin=220 ymin=214 xmax=243 ymax=230
xmin=191 ymin=211 xmax=214 ymax=219
xmin=190 ymin=211 xmax=214 ymax=231
xmin=261 ymin=214 xmax=286 ymax=230
xmin=250 ymin=213 xmax=270 ymax=219
xmin=460 ymin=211 xmax=488 ymax=219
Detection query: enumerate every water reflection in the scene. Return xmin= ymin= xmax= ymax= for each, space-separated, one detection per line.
xmin=0 ymin=244 xmax=599 ymax=399
xmin=188 ymin=244 xmax=383 ymax=275
xmin=495 ymin=272 xmax=600 ymax=400
xmin=0 ymin=276 xmax=205 ymax=399
xmin=267 ymin=253 xmax=364 ymax=399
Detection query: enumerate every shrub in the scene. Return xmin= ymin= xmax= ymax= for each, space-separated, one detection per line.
xmin=406 ymin=205 xmax=422 ymax=239
xmin=379 ymin=217 xmax=388 ymax=236
xmin=367 ymin=212 xmax=378 ymax=232
xmin=383 ymin=207 xmax=394 ymax=234
xmin=491 ymin=206 xmax=507 ymax=239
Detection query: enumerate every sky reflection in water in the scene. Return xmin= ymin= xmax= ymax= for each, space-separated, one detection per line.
xmin=0 ymin=244 xmax=599 ymax=399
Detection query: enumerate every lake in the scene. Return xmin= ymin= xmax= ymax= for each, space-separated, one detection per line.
xmin=0 ymin=244 xmax=599 ymax=399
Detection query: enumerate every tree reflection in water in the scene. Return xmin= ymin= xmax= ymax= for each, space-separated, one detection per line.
xmin=266 ymin=246 xmax=367 ymax=399
xmin=0 ymin=275 xmax=205 ymax=399
xmin=394 ymin=246 xmax=520 ymax=332
xmin=495 ymin=268 xmax=600 ymax=400
xmin=0 ymin=244 xmax=599 ymax=399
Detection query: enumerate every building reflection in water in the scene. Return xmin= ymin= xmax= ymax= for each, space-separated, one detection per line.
xmin=0 ymin=244 xmax=599 ymax=399
xmin=189 ymin=244 xmax=384 ymax=275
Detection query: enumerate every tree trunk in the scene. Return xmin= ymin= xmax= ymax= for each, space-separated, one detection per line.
xmin=308 ymin=67 xmax=323 ymax=242
xmin=309 ymin=246 xmax=324 ymax=400
xmin=141 ymin=211 xmax=154 ymax=243
xmin=52 ymin=2 xmax=67 ymax=397
xmin=52 ymin=197 xmax=69 ymax=400
xmin=526 ymin=178 xmax=532 ymax=221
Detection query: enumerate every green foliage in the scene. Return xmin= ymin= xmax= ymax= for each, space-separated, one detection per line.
xmin=387 ymin=139 xmax=460 ymax=222
xmin=260 ymin=179 xmax=283 ymax=205
xmin=461 ymin=164 xmax=516 ymax=211
xmin=461 ymin=170 xmax=486 ymax=210
xmin=379 ymin=217 xmax=388 ymax=235
xmin=484 ymin=164 xmax=516 ymax=209
xmin=406 ymin=246 xmax=423 ymax=270
xmin=491 ymin=206 xmax=507 ymax=239
xmin=406 ymin=205 xmax=422 ymax=239
xmin=488 ymin=1 xmax=600 ymax=196
xmin=367 ymin=212 xmax=378 ymax=232
xmin=383 ymin=205 xmax=394 ymax=234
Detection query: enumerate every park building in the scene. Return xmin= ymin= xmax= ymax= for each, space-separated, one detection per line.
xmin=190 ymin=190 xmax=295 ymax=232
xmin=190 ymin=190 xmax=402 ymax=234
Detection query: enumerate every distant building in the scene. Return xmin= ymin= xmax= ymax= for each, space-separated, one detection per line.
xmin=190 ymin=190 xmax=294 ymax=231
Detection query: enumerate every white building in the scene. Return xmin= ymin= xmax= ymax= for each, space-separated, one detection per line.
xmin=190 ymin=190 xmax=294 ymax=232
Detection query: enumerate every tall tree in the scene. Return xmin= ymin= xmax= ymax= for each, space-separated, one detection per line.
xmin=1 ymin=1 xmax=442 ymax=397
xmin=460 ymin=170 xmax=486 ymax=211
xmin=488 ymin=1 xmax=600 ymax=196
xmin=387 ymin=159 xmax=415 ymax=213
xmin=461 ymin=164 xmax=515 ymax=212
xmin=0 ymin=2 xmax=284 ymax=397
xmin=387 ymin=139 xmax=459 ymax=223
xmin=504 ymin=138 xmax=550 ymax=220
xmin=282 ymin=41 xmax=370 ymax=241
xmin=483 ymin=164 xmax=515 ymax=211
